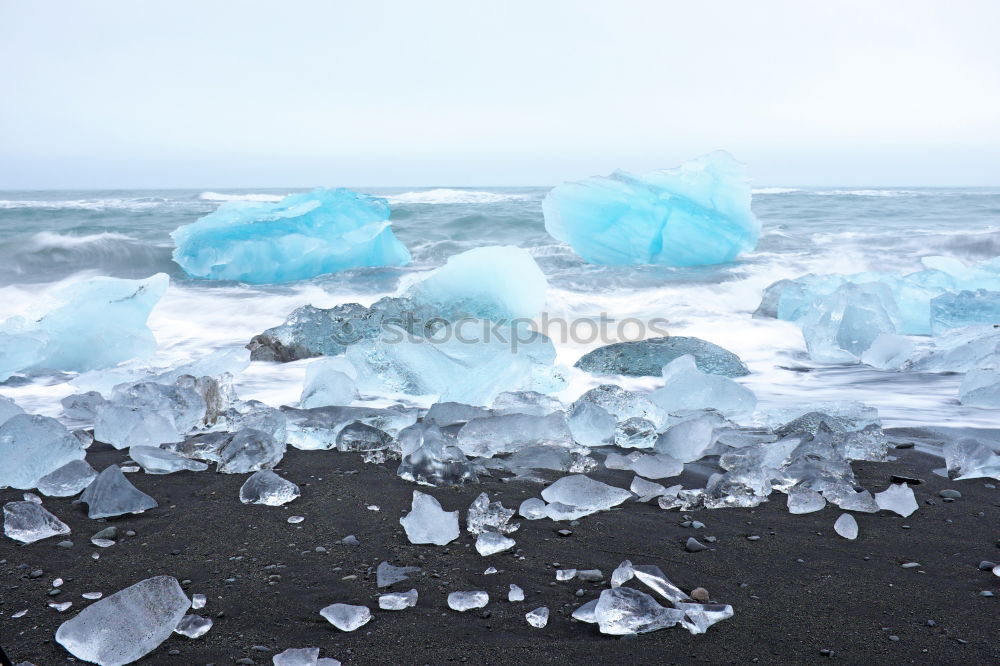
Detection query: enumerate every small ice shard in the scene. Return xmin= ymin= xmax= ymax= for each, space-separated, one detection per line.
xmin=11 ymin=609 xmax=28 ymax=618
xmin=540 ymin=475 xmax=631 ymax=516
xmin=300 ymin=358 xmax=359 ymax=408
xmin=93 ymin=381 xmax=207 ymax=450
xmin=508 ymin=584 xmax=525 ymax=602
xmin=525 ymin=606 xmax=549 ymax=628
xmin=129 ymin=445 xmax=209 ymax=474
xmin=82 ymin=592 xmax=103 ymax=600
xmin=475 ymin=531 xmax=516 ymax=556
xmin=575 ymin=336 xmax=750 ymax=378
xmin=556 ymin=568 xmax=577 ymax=581
xmin=399 ymin=491 xmax=460 ymax=545
xmin=447 ymin=590 xmax=489 ymax=612
xmin=578 ymin=569 xmax=604 ymax=582
xmin=91 ymin=537 xmax=115 ymax=548
xmin=172 ymin=188 xmax=410 ymax=283
xmin=786 ymin=487 xmax=826 ymax=514
xmin=631 ymin=476 xmax=669 ymax=502
xmin=37 ymin=459 xmax=98 ymax=497
xmin=0 ymin=273 xmax=169 ymax=380
xmin=826 ymin=488 xmax=878 ymax=513
xmin=543 ymin=151 xmax=759 ymax=267
xmin=288 ymin=515 xmax=304 ymax=524
xmin=572 ymin=599 xmax=599 ymax=623
xmin=239 ymin=469 xmax=300 ymax=506
xmin=544 ymin=502 xmax=594 ymax=521
xmin=23 ymin=492 xmax=42 ymax=504
xmin=874 ymin=482 xmax=918 ymax=517
xmin=55 ymin=576 xmax=190 ymax=666
xmin=216 ymin=428 xmax=286 ymax=473
xmin=3 ymin=501 xmax=70 ymax=544
xmin=622 ymin=564 xmax=692 ymax=604
xmin=273 ymin=648 xmax=320 ymax=666
xmin=174 ymin=614 xmax=213 ymax=638
xmin=566 ymin=401 xmax=615 ymax=447
xmin=378 ymin=588 xmax=418 ymax=610
xmin=959 ymin=369 xmax=1000 ymax=408
xmin=614 ymin=417 xmax=658 ymax=449
xmin=0 ymin=414 xmax=86 ymax=490
xmin=466 ymin=492 xmax=519 ymax=534
xmin=834 ymin=513 xmax=859 ymax=540
xmin=456 ymin=412 xmax=573 ymax=458
xmin=655 ymin=413 xmax=719 ymax=463
xmin=376 ymin=561 xmax=421 ymax=588
xmin=573 ymin=384 xmax=667 ymax=429
xmin=283 ymin=403 xmax=415 ymax=451
xmin=403 ymin=245 xmax=547 ymax=321
xmin=319 ymin=603 xmax=372 ymax=631
xmin=593 ymin=587 xmax=686 ymax=635
xmin=675 ymin=602 xmax=735 ymax=635
xmin=50 ymin=601 xmax=73 ymax=612
xmin=519 ymin=498 xmax=548 ymax=520
xmin=649 ymin=355 xmax=756 ymax=420
xmin=484 ymin=566 xmax=498 ymax=575
xmin=79 ymin=466 xmax=157 ymax=519
xmin=191 ymin=593 xmax=206 ymax=609
xmin=860 ymin=333 xmax=915 ymax=370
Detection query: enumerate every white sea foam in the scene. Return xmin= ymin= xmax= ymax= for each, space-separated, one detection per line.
xmin=386 ymin=189 xmax=528 ymax=205
xmin=28 ymin=231 xmax=138 ymax=249
xmin=751 ymin=187 xmax=801 ymax=194
xmin=198 ymin=191 xmax=286 ymax=203
xmin=0 ymin=198 xmax=165 ymax=211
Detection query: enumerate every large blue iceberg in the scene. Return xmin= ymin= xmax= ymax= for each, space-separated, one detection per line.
xmin=171 ymin=188 xmax=411 ymax=284
xmin=0 ymin=273 xmax=168 ymax=380
xmin=542 ymin=151 xmax=759 ymax=266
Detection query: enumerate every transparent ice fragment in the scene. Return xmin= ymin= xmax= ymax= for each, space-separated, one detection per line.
xmin=593 ymin=587 xmax=685 ymax=635
xmin=860 ymin=333 xmax=915 ymax=370
xmin=475 ymin=531 xmax=516 ymax=556
xmin=786 ymin=487 xmax=826 ymax=514
xmin=216 ymin=428 xmax=285 ymax=474
xmin=174 ymin=614 xmax=212 ymax=638
xmin=318 ymin=603 xmax=372 ymax=631
xmin=300 ymin=358 xmax=359 ymax=409
xmin=466 ymin=492 xmax=519 ymax=534
xmin=0 ymin=414 xmax=86 ymax=490
xmin=3 ymin=500 xmax=70 ymax=544
xmin=191 ymin=594 xmax=206 ymax=609
xmin=834 ymin=513 xmax=858 ymax=539
xmin=675 ymin=602 xmax=735 ymax=635
xmin=447 ymin=590 xmax=489 ymax=612
xmin=508 ymin=584 xmax=525 ymax=602
xmin=874 ymin=482 xmax=918 ymax=517
xmin=376 ymin=561 xmax=421 ymax=588
xmin=649 ymin=356 xmax=756 ymax=421
xmin=556 ymin=569 xmax=576 ymax=581
xmin=614 ymin=417 xmax=658 ymax=449
xmin=630 ymin=564 xmax=692 ymax=604
xmin=399 ymin=491 xmax=459 ymax=545
xmin=519 ymin=498 xmax=548 ymax=520
xmin=273 ymin=648 xmax=320 ymax=666
xmin=655 ymin=413 xmax=719 ymax=462
xmin=79 ymin=466 xmax=157 ymax=519
xmin=540 ymin=475 xmax=631 ymax=516
xmin=572 ymin=599 xmax=599 ymax=623
xmin=37 ymin=459 xmax=97 ymax=497
xmin=630 ymin=476 xmax=669 ymax=502
xmin=456 ymin=412 xmax=572 ymax=458
xmin=566 ymin=401 xmax=615 ymax=447
xmin=378 ymin=588 xmax=418 ymax=610
xmin=129 ymin=445 xmax=209 ymax=474
xmin=573 ymin=385 xmax=667 ymax=429
xmin=239 ymin=469 xmax=300 ymax=506
xmin=525 ymin=606 xmax=549 ymax=628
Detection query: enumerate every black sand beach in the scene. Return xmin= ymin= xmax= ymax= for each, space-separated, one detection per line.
xmin=3 ymin=433 xmax=1000 ymax=665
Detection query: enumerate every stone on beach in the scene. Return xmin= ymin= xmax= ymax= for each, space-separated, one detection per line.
xmin=239 ymin=469 xmax=300 ymax=506
xmin=399 ymin=491 xmax=460 ymax=545
xmin=3 ymin=500 xmax=71 ymax=544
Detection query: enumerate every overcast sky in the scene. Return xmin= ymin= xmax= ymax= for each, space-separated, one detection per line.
xmin=2 ymin=1 xmax=998 ymax=188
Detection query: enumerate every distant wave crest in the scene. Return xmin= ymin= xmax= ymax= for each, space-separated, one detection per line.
xmin=198 ymin=191 xmax=286 ymax=202
xmin=28 ymin=231 xmax=138 ymax=250
xmin=0 ymin=198 xmax=166 ymax=211
xmin=752 ymin=187 xmax=802 ymax=195
xmin=386 ymin=189 xmax=528 ymax=205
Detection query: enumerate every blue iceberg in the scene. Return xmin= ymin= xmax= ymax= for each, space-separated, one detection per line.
xmin=0 ymin=273 xmax=168 ymax=380
xmin=542 ymin=151 xmax=759 ymax=266
xmin=171 ymin=188 xmax=411 ymax=284
xmin=930 ymin=290 xmax=1000 ymax=333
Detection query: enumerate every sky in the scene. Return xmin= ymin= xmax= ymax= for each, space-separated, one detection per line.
xmin=1 ymin=0 xmax=999 ymax=188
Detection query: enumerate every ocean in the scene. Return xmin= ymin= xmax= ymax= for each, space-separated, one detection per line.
xmin=1 ymin=186 xmax=999 ymax=428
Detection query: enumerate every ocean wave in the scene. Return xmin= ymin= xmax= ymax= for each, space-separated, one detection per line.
xmin=198 ymin=191 xmax=287 ymax=202
xmin=27 ymin=231 xmax=138 ymax=249
xmin=386 ymin=189 xmax=528 ymax=205
xmin=813 ymin=189 xmax=918 ymax=197
xmin=752 ymin=187 xmax=801 ymax=194
xmin=0 ymin=198 xmax=167 ymax=211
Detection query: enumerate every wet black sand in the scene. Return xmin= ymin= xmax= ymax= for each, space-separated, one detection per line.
xmin=3 ymin=434 xmax=1000 ymax=665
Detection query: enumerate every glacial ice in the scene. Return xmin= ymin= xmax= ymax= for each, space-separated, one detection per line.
xmin=519 ymin=497 xmax=548 ymax=520
xmin=909 ymin=325 xmax=1000 ymax=373
xmin=942 ymin=438 xmax=1000 ymax=480
xmin=273 ymin=648 xmax=320 ymax=666
xmin=94 ymin=381 xmax=207 ymax=450
xmin=55 ymin=576 xmax=190 ymax=666
xmin=508 ymin=584 xmax=525 ymax=602
xmin=860 ymin=333 xmax=916 ymax=370
xmin=540 ymin=475 xmax=631 ymax=517
xmin=425 ymin=401 xmax=493 ymax=427
xmin=786 ymin=486 xmax=826 ymax=514
xmin=649 ymin=356 xmax=757 ymax=420
xmin=614 ymin=417 xmax=658 ymax=449
xmin=525 ymin=606 xmax=550 ymax=628
xmin=834 ymin=513 xmax=858 ymax=540
xmin=79 ymin=466 xmax=158 ymax=519
xmin=283 ymin=404 xmax=416 ymax=451
xmin=655 ymin=413 xmax=720 ymax=462
xmin=379 ymin=588 xmax=418 ymax=610
xmin=0 ymin=273 xmax=168 ymax=380
xmin=216 ymin=428 xmax=286 ymax=473
xmin=3 ymin=500 xmax=71 ymax=544
xmin=399 ymin=491 xmax=460 ymax=545
xmin=403 ymin=245 xmax=548 ymax=321
xmin=336 ymin=422 xmax=393 ymax=461
xmin=573 ymin=384 xmax=667 ymax=429
xmin=593 ymin=587 xmax=685 ymax=635
xmin=566 ymin=401 xmax=615 ymax=447
xmin=174 ymin=614 xmax=213 ymax=638
xmin=0 ymin=414 xmax=86 ymax=489
xmin=300 ymin=358 xmax=358 ymax=408
xmin=36 ymin=459 xmax=98 ymax=497
xmin=239 ymin=469 xmax=301 ymax=506
xmin=130 ymin=445 xmax=209 ymax=474
xmin=171 ymin=188 xmax=410 ymax=283
xmin=475 ymin=531 xmax=516 ymax=556
xmin=456 ymin=412 xmax=572 ymax=457
xmin=319 ymin=603 xmax=372 ymax=631
xmin=543 ymin=151 xmax=759 ymax=267
xmin=0 ymin=394 xmax=24 ymax=424
xmin=629 ymin=563 xmax=692 ymax=604
xmin=630 ymin=476 xmax=672 ymax=502
xmin=575 ymin=336 xmax=750 ymax=378
xmin=377 ymin=561 xmax=421 ymax=588
xmin=396 ymin=422 xmax=479 ymax=486
xmin=447 ymin=590 xmax=489 ymax=611
xmin=676 ymin=602 xmax=735 ymax=635
xmin=874 ymin=482 xmax=918 ymax=517
xmin=959 ymin=369 xmax=1000 ymax=408
xmin=466 ymin=492 xmax=519 ymax=534
xmin=930 ymin=289 xmax=1000 ymax=333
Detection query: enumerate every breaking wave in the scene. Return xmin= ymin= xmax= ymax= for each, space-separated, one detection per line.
xmin=751 ymin=187 xmax=802 ymax=195
xmin=0 ymin=197 xmax=167 ymax=211
xmin=386 ymin=189 xmax=529 ymax=205
xmin=198 ymin=191 xmax=286 ymax=203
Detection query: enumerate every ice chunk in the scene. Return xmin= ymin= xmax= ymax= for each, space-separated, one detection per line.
xmin=171 ymin=188 xmax=410 ymax=283
xmin=396 ymin=422 xmax=479 ymax=486
xmin=525 ymin=606 xmax=549 ymax=628
xmin=403 ymin=245 xmax=547 ymax=321
xmin=630 ymin=564 xmax=692 ymax=604
xmin=860 ymin=333 xmax=916 ymax=370
xmin=240 ymin=469 xmax=300 ymax=506
xmin=376 ymin=561 xmax=421 ymax=588
xmin=55 ymin=576 xmax=190 ymax=666
xmin=834 ymin=513 xmax=858 ymax=539
xmin=174 ymin=614 xmax=212 ymax=638
xmin=61 ymin=391 xmax=106 ymax=421
xmin=573 ymin=384 xmax=667 ymax=429
xmin=649 ymin=356 xmax=756 ymax=420
xmin=575 ymin=336 xmax=749 ymax=378
xmin=631 ymin=476 xmax=670 ymax=502
xmin=335 ymin=422 xmax=394 ymax=461
xmin=566 ymin=401 xmax=615 ymax=447
xmin=655 ymin=413 xmax=719 ymax=462
xmin=379 ymin=588 xmax=418 ymax=610
xmin=130 ymin=445 xmax=209 ymax=474
xmin=37 ymin=459 xmax=98 ymax=497
xmin=79 ymin=466 xmax=158 ymax=519
xmin=614 ymin=417 xmax=658 ymax=449
xmin=216 ymin=428 xmax=286 ymax=473
xmin=492 ymin=389 xmax=562 ymax=415
xmin=0 ymin=273 xmax=168 ymax=380
xmin=399 ymin=491 xmax=459 ymax=545
xmin=273 ymin=648 xmax=320 ymax=666
xmin=826 ymin=487 xmax=878 ymax=513
xmin=786 ymin=486 xmax=826 ymax=514
xmin=475 ymin=531 xmax=516 ymax=556
xmin=930 ymin=289 xmax=1000 ymax=333
xmin=283 ymin=404 xmax=416 ymax=451
xmin=799 ymin=282 xmax=901 ymax=363
xmin=874 ymin=482 xmax=918 ymax=517
xmin=593 ymin=587 xmax=685 ymax=635
xmin=94 ymin=381 xmax=207 ymax=450
xmin=543 ymin=151 xmax=759 ymax=267
xmin=457 ymin=412 xmax=572 ymax=457
xmin=425 ymin=402 xmax=493 ymax=427
xmin=466 ymin=492 xmax=519 ymax=534
xmin=609 ymin=452 xmax=683 ymax=480
xmin=556 ymin=568 xmax=577 ymax=581
xmin=319 ymin=603 xmax=372 ymax=631
xmin=519 ymin=497 xmax=548 ymax=520
xmin=959 ymin=369 xmax=1000 ymax=408
xmin=3 ymin=500 xmax=70 ymax=544
xmin=572 ymin=599 xmax=599 ymax=623
xmin=0 ymin=414 xmax=86 ymax=489
xmin=347 ymin=322 xmax=563 ymax=406
xmin=300 ymin=358 xmax=359 ymax=408
xmin=676 ymin=602 xmax=734 ymax=635
xmin=909 ymin=325 xmax=1000 ymax=373
xmin=0 ymin=394 xmax=24 ymax=425
xmin=540 ymin=474 xmax=631 ymax=516
xmin=447 ymin=590 xmax=489 ymax=611
xmin=942 ymin=437 xmax=1000 ymax=480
